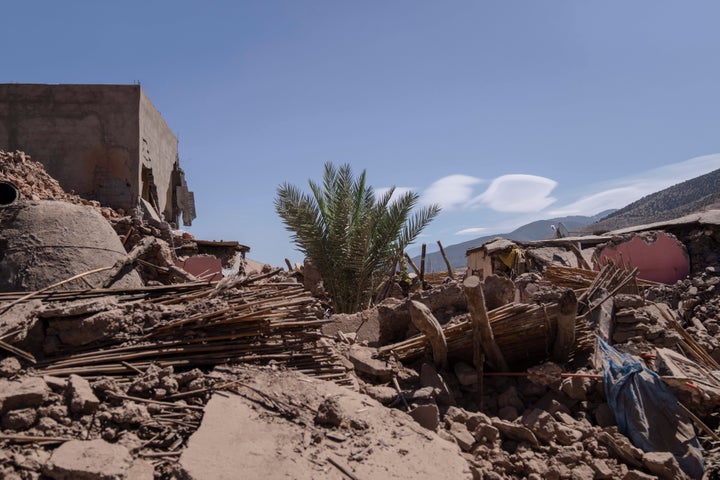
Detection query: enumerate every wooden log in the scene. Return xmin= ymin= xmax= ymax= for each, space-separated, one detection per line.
xmin=407 ymin=300 xmax=447 ymax=369
xmin=437 ymin=241 xmax=454 ymax=279
xmin=462 ymin=276 xmax=508 ymax=372
xmin=403 ymin=252 xmax=421 ymax=277
xmin=551 ymin=289 xmax=578 ymax=363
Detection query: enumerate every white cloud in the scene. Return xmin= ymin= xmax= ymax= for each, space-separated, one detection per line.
xmin=455 ymin=227 xmax=490 ymax=235
xmin=549 ymin=187 xmax=644 ymax=216
xmin=421 ymin=174 xmax=483 ymax=209
xmin=375 ymin=186 xmax=415 ymax=204
xmin=468 ymin=174 xmax=558 ymax=212
xmin=550 ymin=153 xmax=720 ymax=216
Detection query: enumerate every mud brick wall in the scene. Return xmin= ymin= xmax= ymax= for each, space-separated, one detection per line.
xmin=0 ymin=84 xmax=180 ymax=218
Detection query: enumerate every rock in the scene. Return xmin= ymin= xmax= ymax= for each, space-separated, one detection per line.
xmin=409 ymin=404 xmax=440 ymax=431
xmin=492 ymin=419 xmax=539 ymax=446
xmin=527 ymin=362 xmax=563 ymax=388
xmin=448 ymin=421 xmax=475 ymax=452
xmin=419 ymin=362 xmax=453 ymax=405
xmin=623 ymin=470 xmax=659 ymax=480
xmin=444 ymin=406 xmax=469 ymax=424
xmin=498 ymin=386 xmax=525 ymax=411
xmin=405 ymin=386 xmax=436 ymax=402
xmin=0 ymin=357 xmax=22 ymax=377
xmin=590 ymin=458 xmax=615 ymax=479
xmin=0 ymin=377 xmax=50 ymax=413
xmin=43 ymin=439 xmax=134 ymax=480
xmin=2 ymin=408 xmax=37 ymax=430
xmin=348 ymin=345 xmax=393 ymax=382
xmin=315 ymin=396 xmax=344 ymax=427
xmin=363 ymin=385 xmax=397 ymax=404
xmin=482 ymin=275 xmax=515 ymax=310
xmin=110 ymin=402 xmax=150 ymax=426
xmin=594 ymin=403 xmax=616 ymax=427
xmin=465 ymin=412 xmax=492 ymax=432
xmin=43 ymin=376 xmax=67 ymax=393
xmin=597 ymin=431 xmax=643 ymax=468
xmin=473 ymin=424 xmax=500 ymax=444
xmin=570 ymin=464 xmax=595 ymax=480
xmin=453 ymin=362 xmax=478 ymax=386
xmin=66 ymin=374 xmax=100 ymax=415
xmin=521 ymin=408 xmax=557 ymax=443
xmin=560 ymin=376 xmax=590 ymax=401
xmin=555 ymin=424 xmax=584 ymax=445
xmin=642 ymin=451 xmax=684 ymax=480
xmin=498 ymin=406 xmax=519 ymax=421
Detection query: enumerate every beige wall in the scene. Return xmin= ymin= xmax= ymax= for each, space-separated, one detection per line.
xmin=0 ymin=84 xmax=141 ymax=211
xmin=0 ymin=84 xmax=189 ymax=225
xmin=138 ymin=88 xmax=180 ymax=220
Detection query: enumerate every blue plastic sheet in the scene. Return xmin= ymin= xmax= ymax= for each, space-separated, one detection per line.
xmin=600 ymin=339 xmax=704 ymax=479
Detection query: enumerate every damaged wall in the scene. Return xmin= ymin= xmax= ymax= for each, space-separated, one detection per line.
xmin=0 ymin=84 xmax=195 ymax=226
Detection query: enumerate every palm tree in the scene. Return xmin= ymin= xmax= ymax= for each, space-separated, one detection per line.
xmin=275 ymin=163 xmax=440 ymax=314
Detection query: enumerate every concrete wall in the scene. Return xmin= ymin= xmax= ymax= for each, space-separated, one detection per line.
xmin=138 ymin=88 xmax=180 ymax=220
xmin=0 ymin=84 xmax=192 ymax=225
xmin=0 ymin=84 xmax=141 ymax=211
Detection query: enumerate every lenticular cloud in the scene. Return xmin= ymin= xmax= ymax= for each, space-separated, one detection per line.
xmin=471 ymin=174 xmax=557 ymax=212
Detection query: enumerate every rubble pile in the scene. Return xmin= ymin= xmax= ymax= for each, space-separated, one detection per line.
xmin=2 ymin=150 xmax=720 ymax=479
xmin=0 ymin=276 xmax=355 ymax=479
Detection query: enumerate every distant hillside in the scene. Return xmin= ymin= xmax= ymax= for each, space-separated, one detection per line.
xmin=414 ymin=212 xmax=610 ymax=273
xmin=583 ymin=168 xmax=720 ymax=233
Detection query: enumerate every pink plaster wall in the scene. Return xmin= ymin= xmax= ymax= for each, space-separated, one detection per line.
xmin=595 ymin=232 xmax=690 ymax=284
xmin=176 ymin=256 xmax=223 ymax=282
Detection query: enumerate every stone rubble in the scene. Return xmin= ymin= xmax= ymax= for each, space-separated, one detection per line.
xmin=1 ymin=150 xmax=720 ymax=479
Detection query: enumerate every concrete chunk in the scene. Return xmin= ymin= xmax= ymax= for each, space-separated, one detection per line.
xmin=67 ymin=374 xmax=100 ymax=415
xmin=0 ymin=377 xmax=50 ymax=413
xmin=348 ymin=345 xmax=393 ymax=382
xmin=409 ymin=404 xmax=440 ymax=431
xmin=43 ymin=439 xmax=138 ymax=480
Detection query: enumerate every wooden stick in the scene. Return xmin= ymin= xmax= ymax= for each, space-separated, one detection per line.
xmin=327 ymin=456 xmax=361 ymax=480
xmin=403 ymin=252 xmax=421 ymax=277
xmin=0 ymin=434 xmax=72 ymax=444
xmin=0 ymin=266 xmax=114 ymax=315
xmin=463 ymin=276 xmax=508 ymax=371
xmin=678 ymin=402 xmax=720 ymax=442
xmin=408 ymin=300 xmax=447 ymax=370
xmin=0 ymin=339 xmax=36 ymax=364
xmin=138 ymin=451 xmax=182 ymax=458
xmin=392 ymin=376 xmax=410 ymax=412
xmin=437 ymin=241 xmax=454 ymax=279
xmin=106 ymin=392 xmax=204 ymax=411
xmin=552 ymin=289 xmax=578 ymax=363
xmin=419 ymin=244 xmax=426 ymax=283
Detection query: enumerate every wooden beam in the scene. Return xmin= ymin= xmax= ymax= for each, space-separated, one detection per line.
xmin=408 ymin=300 xmax=447 ymax=370
xmin=552 ymin=289 xmax=578 ymax=363
xmin=437 ymin=241 xmax=454 ymax=279
xmin=462 ymin=276 xmax=508 ymax=372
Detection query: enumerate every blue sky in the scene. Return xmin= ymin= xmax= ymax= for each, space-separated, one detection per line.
xmin=3 ymin=1 xmax=720 ymax=264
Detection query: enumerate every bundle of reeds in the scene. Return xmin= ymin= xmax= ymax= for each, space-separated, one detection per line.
xmin=380 ymin=301 xmax=593 ymax=367
xmin=2 ymin=279 xmax=352 ymax=385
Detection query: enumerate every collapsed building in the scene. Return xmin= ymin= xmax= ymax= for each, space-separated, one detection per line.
xmin=1 ymin=98 xmax=720 ymax=478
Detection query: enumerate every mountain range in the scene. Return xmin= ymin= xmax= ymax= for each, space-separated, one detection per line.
xmin=415 ymin=167 xmax=720 ymax=272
